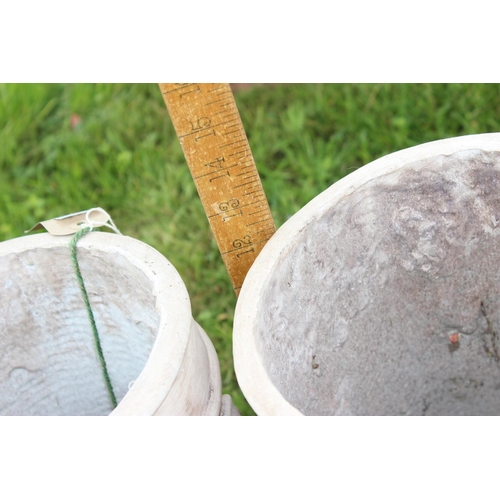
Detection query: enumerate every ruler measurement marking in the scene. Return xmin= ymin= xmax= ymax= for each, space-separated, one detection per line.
xmin=244 ymin=200 xmax=266 ymax=208
xmin=234 ymin=173 xmax=259 ymax=183
xmin=235 ymin=169 xmax=256 ymax=177
xmin=229 ymin=146 xmax=248 ymax=153
xmin=221 ymin=239 xmax=273 ymax=256
xmin=220 ymin=139 xmax=248 ymax=149
xmin=195 ymin=130 xmax=217 ymax=141
xmin=208 ymin=88 xmax=233 ymax=95
xmin=256 ymin=230 xmax=276 ymax=237
xmin=215 ymin=106 xmax=235 ymax=114
xmin=247 ymin=196 xmax=266 ymax=204
xmin=178 ymin=117 xmax=239 ymax=140
xmin=229 ymin=146 xmax=249 ymax=157
xmin=256 ymin=220 xmax=275 ymax=229
xmin=256 ymin=230 xmax=276 ymax=238
xmin=256 ymin=221 xmax=276 ymax=230
xmin=233 ymin=179 xmax=260 ymax=189
xmin=223 ymin=132 xmax=245 ymax=140
xmin=219 ymin=115 xmax=239 ymax=122
xmin=229 ymin=147 xmax=250 ymax=153
xmin=179 ymin=86 xmax=202 ymax=98
xmin=217 ymin=108 xmax=233 ymax=115
xmin=236 ymin=180 xmax=260 ymax=190
xmin=207 ymin=199 xmax=269 ymax=219
xmin=247 ymin=213 xmax=272 ymax=225
xmin=243 ymin=189 xmax=264 ymax=197
xmin=161 ymin=84 xmax=197 ymax=95
xmin=222 ymin=125 xmax=242 ymax=131
xmin=208 ymin=209 xmax=240 ymax=218
xmin=215 ymin=109 xmax=238 ymax=116
xmin=219 ymin=118 xmax=239 ymax=125
xmin=229 ymin=149 xmax=251 ymax=157
xmin=219 ymin=122 xmax=240 ymax=130
xmin=247 ymin=199 xmax=266 ymax=206
xmin=248 ymin=207 xmax=270 ymax=217
xmin=193 ymin=162 xmax=252 ymax=180
xmin=223 ymin=130 xmax=244 ymax=137
xmin=208 ymin=85 xmax=227 ymax=93
xmin=205 ymin=95 xmax=233 ymax=106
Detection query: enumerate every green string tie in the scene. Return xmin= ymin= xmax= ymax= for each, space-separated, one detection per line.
xmin=69 ymin=227 xmax=117 ymax=409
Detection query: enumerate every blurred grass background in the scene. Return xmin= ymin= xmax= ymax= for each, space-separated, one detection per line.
xmin=1 ymin=83 xmax=500 ymax=415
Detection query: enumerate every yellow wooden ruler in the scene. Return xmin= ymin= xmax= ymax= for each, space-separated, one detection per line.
xmin=159 ymin=83 xmax=276 ymax=295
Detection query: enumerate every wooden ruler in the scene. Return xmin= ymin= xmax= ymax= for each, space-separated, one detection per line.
xmin=159 ymin=83 xmax=276 ymax=296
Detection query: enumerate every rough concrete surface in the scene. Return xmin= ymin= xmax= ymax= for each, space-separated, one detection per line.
xmin=256 ymin=149 xmax=500 ymax=415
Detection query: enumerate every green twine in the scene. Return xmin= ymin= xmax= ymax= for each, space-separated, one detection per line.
xmin=69 ymin=227 xmax=117 ymax=409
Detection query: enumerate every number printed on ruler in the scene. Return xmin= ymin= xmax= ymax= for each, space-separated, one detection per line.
xmin=159 ymin=83 xmax=276 ymax=295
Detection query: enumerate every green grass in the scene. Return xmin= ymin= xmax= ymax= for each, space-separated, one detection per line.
xmin=1 ymin=83 xmax=500 ymax=415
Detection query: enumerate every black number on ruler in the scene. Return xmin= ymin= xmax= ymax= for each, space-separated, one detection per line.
xmin=233 ymin=235 xmax=255 ymax=258
xmin=188 ymin=116 xmax=216 ymax=142
xmin=233 ymin=235 xmax=252 ymax=248
xmin=219 ymin=198 xmax=240 ymax=211
xmin=206 ymin=157 xmax=225 ymax=169
xmin=178 ymin=84 xmax=201 ymax=98
xmin=209 ymin=171 xmax=230 ymax=182
xmin=219 ymin=198 xmax=242 ymax=222
xmin=190 ymin=117 xmax=211 ymax=131
xmin=162 ymin=84 xmax=200 ymax=97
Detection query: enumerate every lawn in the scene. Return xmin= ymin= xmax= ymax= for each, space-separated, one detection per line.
xmin=1 ymin=83 xmax=500 ymax=415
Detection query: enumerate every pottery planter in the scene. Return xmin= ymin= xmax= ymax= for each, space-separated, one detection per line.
xmin=234 ymin=133 xmax=500 ymax=415
xmin=0 ymin=232 xmax=224 ymax=416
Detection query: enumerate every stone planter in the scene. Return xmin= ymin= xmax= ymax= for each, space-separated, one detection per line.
xmin=0 ymin=232 xmax=225 ymax=415
xmin=234 ymin=133 xmax=500 ymax=415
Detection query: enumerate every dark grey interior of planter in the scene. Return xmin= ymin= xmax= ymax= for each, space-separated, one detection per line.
xmin=256 ymin=149 xmax=500 ymax=415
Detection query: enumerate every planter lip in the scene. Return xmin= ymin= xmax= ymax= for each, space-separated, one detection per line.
xmin=233 ymin=132 xmax=500 ymax=416
xmin=0 ymin=231 xmax=193 ymax=415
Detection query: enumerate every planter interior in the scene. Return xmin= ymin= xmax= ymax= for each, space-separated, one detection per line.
xmin=0 ymin=232 xmax=221 ymax=416
xmin=234 ymin=134 xmax=500 ymax=415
